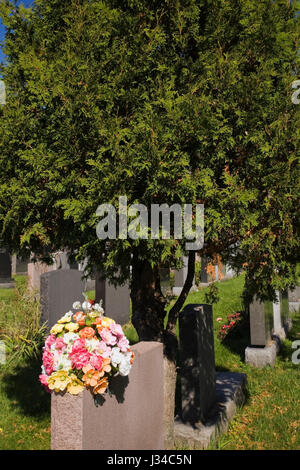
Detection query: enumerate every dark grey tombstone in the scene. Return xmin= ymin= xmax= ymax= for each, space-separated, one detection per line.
xmin=179 ymin=304 xmax=216 ymax=424
xmin=159 ymin=266 xmax=171 ymax=297
xmin=95 ymin=273 xmax=130 ymax=325
xmin=200 ymin=257 xmax=208 ymax=283
xmin=0 ymin=247 xmax=13 ymax=286
xmin=40 ymin=269 xmax=85 ymax=330
xmin=249 ymin=296 xmax=274 ymax=347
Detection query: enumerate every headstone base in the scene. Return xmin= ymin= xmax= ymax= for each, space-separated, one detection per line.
xmin=174 ymin=372 xmax=247 ymax=450
xmin=0 ymin=281 xmax=15 ymax=289
xmin=245 ymin=341 xmax=280 ymax=368
xmin=172 ymin=285 xmax=198 ymax=296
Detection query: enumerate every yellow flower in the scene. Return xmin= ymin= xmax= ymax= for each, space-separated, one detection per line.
xmin=101 ymin=317 xmax=115 ymax=328
xmin=64 ymin=322 xmax=79 ymax=332
xmin=50 ymin=323 xmax=65 ymax=335
xmin=67 ymin=374 xmax=85 ymax=395
xmin=57 ymin=314 xmax=72 ymax=324
xmin=48 ymin=370 xmax=70 ymax=392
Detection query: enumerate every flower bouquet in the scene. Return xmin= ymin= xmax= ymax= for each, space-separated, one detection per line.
xmin=39 ymin=299 xmax=134 ymax=396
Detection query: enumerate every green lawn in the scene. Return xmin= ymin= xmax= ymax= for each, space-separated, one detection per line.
xmin=0 ymin=275 xmax=299 ymax=450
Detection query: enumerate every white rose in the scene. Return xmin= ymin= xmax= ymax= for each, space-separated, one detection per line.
xmin=73 ymin=301 xmax=81 ymax=310
xmin=110 ymin=347 xmax=123 ymax=367
xmin=119 ymin=360 xmax=132 ymax=377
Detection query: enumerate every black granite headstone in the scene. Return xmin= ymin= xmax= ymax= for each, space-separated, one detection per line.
xmin=0 ymin=247 xmax=12 ymax=284
xmin=40 ymin=269 xmax=85 ymax=329
xmin=179 ymin=304 xmax=216 ymax=424
xmin=95 ymin=273 xmax=130 ymax=325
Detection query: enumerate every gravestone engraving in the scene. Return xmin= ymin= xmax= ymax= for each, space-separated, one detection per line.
xmin=95 ymin=273 xmax=130 ymax=325
xmin=40 ymin=269 xmax=85 ymax=329
xmin=0 ymin=247 xmax=14 ymax=287
xmin=179 ymin=304 xmax=216 ymax=424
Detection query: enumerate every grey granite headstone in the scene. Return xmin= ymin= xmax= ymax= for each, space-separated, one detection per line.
xmin=173 ymin=256 xmax=196 ymax=295
xmin=179 ymin=304 xmax=216 ymax=424
xmin=159 ymin=266 xmax=171 ymax=297
xmin=40 ymin=269 xmax=85 ymax=329
xmin=249 ymin=296 xmax=273 ymax=347
xmin=200 ymin=257 xmax=208 ymax=283
xmin=288 ymin=286 xmax=300 ymax=313
xmin=95 ymin=273 xmax=130 ymax=325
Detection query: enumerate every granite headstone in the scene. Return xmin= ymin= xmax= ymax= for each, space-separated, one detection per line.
xmin=40 ymin=269 xmax=85 ymax=329
xmin=179 ymin=304 xmax=216 ymax=424
xmin=95 ymin=273 xmax=130 ymax=325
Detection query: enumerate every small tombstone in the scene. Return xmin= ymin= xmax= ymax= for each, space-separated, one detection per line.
xmin=173 ymin=256 xmax=196 ymax=295
xmin=179 ymin=304 xmax=216 ymax=424
xmin=11 ymin=255 xmax=30 ymax=276
xmin=159 ymin=265 xmax=171 ymax=297
xmin=95 ymin=273 xmax=130 ymax=325
xmin=200 ymin=257 xmax=208 ymax=283
xmin=40 ymin=269 xmax=85 ymax=330
xmin=0 ymin=247 xmax=14 ymax=287
xmin=28 ymin=261 xmax=56 ymax=291
xmin=249 ymin=296 xmax=274 ymax=347
xmin=288 ymin=286 xmax=300 ymax=313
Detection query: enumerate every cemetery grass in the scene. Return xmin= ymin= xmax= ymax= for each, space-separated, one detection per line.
xmin=0 ymin=276 xmax=299 ymax=450
xmin=0 ymin=276 xmax=51 ymax=450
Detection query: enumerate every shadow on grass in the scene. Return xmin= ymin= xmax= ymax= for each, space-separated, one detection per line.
xmin=1 ymin=355 xmax=50 ymax=418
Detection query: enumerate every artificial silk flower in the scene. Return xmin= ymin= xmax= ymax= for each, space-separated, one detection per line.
xmin=57 ymin=311 xmax=73 ymax=323
xmin=67 ymin=374 xmax=85 ymax=395
xmin=64 ymin=322 xmax=79 ymax=332
xmin=47 ymin=370 xmax=71 ymax=392
xmin=50 ymin=323 xmax=64 ymax=335
xmin=40 ymin=300 xmax=134 ymax=397
xmin=93 ymin=377 xmax=109 ymax=395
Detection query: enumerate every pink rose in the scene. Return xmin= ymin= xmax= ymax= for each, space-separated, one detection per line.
xmin=100 ymin=328 xmax=117 ymax=346
xmin=39 ymin=374 xmax=50 ymax=393
xmin=55 ymin=337 xmax=66 ymax=350
xmin=97 ymin=341 xmax=112 ymax=359
xmin=110 ymin=323 xmax=123 ymax=338
xmin=70 ymin=349 xmax=91 ymax=369
xmin=45 ymin=334 xmax=56 ymax=349
xmin=118 ymin=336 xmax=130 ymax=352
xmin=42 ymin=349 xmax=54 ymax=375
xmin=89 ymin=354 xmax=104 ymax=371
xmin=71 ymin=338 xmax=86 ymax=352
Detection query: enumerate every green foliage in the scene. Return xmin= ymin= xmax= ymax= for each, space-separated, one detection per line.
xmin=204 ymin=281 xmax=220 ymax=304
xmin=0 ymin=0 xmax=299 ymax=304
xmin=0 ymin=277 xmax=47 ymax=369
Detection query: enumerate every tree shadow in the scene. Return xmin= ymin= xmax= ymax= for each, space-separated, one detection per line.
xmin=1 ymin=355 xmax=50 ymax=418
